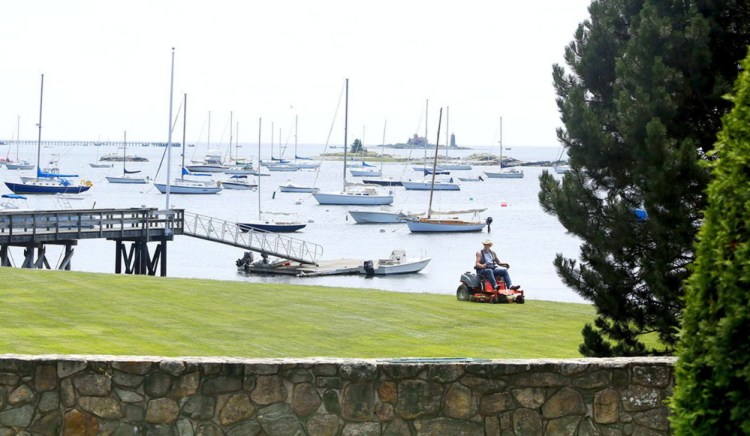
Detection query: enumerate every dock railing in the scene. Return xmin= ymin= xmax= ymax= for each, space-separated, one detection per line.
xmin=182 ymin=212 xmax=322 ymax=265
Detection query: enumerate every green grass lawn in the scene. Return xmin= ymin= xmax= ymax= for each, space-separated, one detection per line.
xmin=0 ymin=269 xmax=594 ymax=359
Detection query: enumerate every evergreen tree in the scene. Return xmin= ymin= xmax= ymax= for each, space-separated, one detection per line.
xmin=350 ymin=139 xmax=364 ymax=153
xmin=539 ymin=0 xmax=750 ymax=356
xmin=670 ymin=50 xmax=750 ymax=435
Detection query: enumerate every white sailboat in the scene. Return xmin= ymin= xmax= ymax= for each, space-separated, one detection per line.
xmin=237 ymin=117 xmax=306 ymax=232
xmin=348 ymin=208 xmax=419 ymax=224
xmin=405 ymin=108 xmax=487 ymax=233
xmin=4 ymin=116 xmax=35 ymax=170
xmin=313 ymin=79 xmax=393 ymax=206
xmin=484 ymin=116 xmax=524 ymax=179
xmin=154 ymin=93 xmax=222 ymax=194
xmin=106 ymin=132 xmax=148 ymax=184
xmin=5 ymin=74 xmax=94 ymax=195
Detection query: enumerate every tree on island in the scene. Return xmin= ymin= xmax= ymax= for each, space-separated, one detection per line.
xmin=350 ymin=139 xmax=364 ymax=154
xmin=670 ymin=50 xmax=750 ymax=435
xmin=538 ymin=0 xmax=750 ymax=356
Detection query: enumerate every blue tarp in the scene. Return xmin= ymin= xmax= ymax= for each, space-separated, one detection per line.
xmin=37 ymin=168 xmax=77 ymax=178
xmin=2 ymin=194 xmax=27 ymax=200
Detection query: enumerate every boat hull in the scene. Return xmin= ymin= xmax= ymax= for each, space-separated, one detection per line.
xmin=153 ymin=183 xmax=221 ymax=194
xmin=362 ymin=179 xmax=403 ymax=186
xmin=106 ymin=176 xmax=148 ymax=184
xmin=405 ymin=218 xmax=486 ymax=233
xmin=279 ymin=184 xmax=319 ymax=193
xmin=350 ymin=170 xmax=382 ymax=177
xmin=5 ymin=181 xmax=92 ymax=195
xmin=221 ymin=181 xmax=257 ymax=190
xmin=184 ymin=165 xmax=228 ymax=173
xmin=348 ymin=210 xmax=415 ymax=224
xmin=358 ymin=258 xmax=431 ymax=275
xmin=402 ymin=181 xmax=460 ymax=191
xmin=313 ymin=191 xmax=393 ymax=205
xmin=484 ymin=170 xmax=524 ymax=179
xmin=237 ymin=222 xmax=306 ymax=232
xmin=5 ymin=163 xmax=35 ymax=170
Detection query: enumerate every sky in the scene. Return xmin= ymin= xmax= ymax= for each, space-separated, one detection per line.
xmin=1 ymin=0 xmax=592 ymax=149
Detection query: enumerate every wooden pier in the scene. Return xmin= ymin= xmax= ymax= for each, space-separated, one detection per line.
xmin=0 ymin=208 xmax=323 ymax=276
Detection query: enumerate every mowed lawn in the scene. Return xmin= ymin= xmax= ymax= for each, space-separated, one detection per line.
xmin=0 ymin=269 xmax=594 ymax=359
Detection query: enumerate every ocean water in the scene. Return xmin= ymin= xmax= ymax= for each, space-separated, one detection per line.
xmin=2 ymin=144 xmax=584 ymax=303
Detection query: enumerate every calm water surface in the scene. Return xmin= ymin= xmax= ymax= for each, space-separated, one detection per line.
xmin=2 ymin=144 xmax=584 ymax=303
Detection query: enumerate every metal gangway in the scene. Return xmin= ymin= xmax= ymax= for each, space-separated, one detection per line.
xmin=182 ymin=212 xmax=323 ymax=265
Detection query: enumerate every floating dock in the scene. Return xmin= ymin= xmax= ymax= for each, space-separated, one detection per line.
xmin=238 ymin=258 xmax=364 ymax=277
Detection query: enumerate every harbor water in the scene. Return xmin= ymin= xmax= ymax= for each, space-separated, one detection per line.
xmin=1 ymin=144 xmax=584 ymax=303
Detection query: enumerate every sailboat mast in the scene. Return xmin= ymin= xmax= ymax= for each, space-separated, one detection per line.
xmin=15 ymin=115 xmax=20 ymax=162
xmin=294 ymin=114 xmax=298 ymax=162
xmin=499 ymin=116 xmax=503 ymax=171
xmin=424 ymin=99 xmax=428 ymax=164
xmin=380 ymin=119 xmax=387 ymax=173
xmin=271 ymin=122 xmax=274 ymax=159
xmin=165 ymin=48 xmax=175 ymax=207
xmin=229 ymin=111 xmax=233 ymax=162
xmin=446 ymin=106 xmax=450 ymax=157
xmin=36 ymin=74 xmax=44 ymax=176
xmin=343 ymin=78 xmax=349 ymax=190
xmin=122 ymin=131 xmax=127 ymax=174
xmin=258 ymin=117 xmax=262 ymax=220
xmin=181 ymin=93 xmax=187 ymax=181
xmin=427 ymin=108 xmax=443 ymax=218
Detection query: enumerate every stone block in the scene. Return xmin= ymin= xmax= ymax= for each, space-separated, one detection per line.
xmin=124 ymin=404 xmax=145 ymax=423
xmin=115 ymin=387 xmax=143 ymax=403
xmin=312 ymin=364 xmax=338 ymax=376
xmin=0 ymin=405 xmax=34 ymax=427
xmin=145 ymin=397 xmax=179 ymax=425
xmin=342 ymin=382 xmax=376 ymax=422
xmin=57 ymin=360 xmax=87 ymax=378
xmin=306 ymin=413 xmax=340 ymax=436
xmin=291 ymin=382 xmax=321 ymax=417
xmin=395 ymin=379 xmax=443 ymax=419
xmin=382 ymin=418 xmax=411 ymax=436
xmin=38 ymin=391 xmax=60 ymax=413
xmin=218 ymin=393 xmax=255 ymax=426
xmin=8 ymin=384 xmax=34 ymax=405
xmin=203 ymin=375 xmax=242 ymax=395
xmin=632 ymin=407 xmax=670 ymax=432
xmin=227 ymin=419 xmax=262 ymax=436
xmin=317 ymin=376 xmax=342 ymax=389
xmin=145 ymin=371 xmax=173 ymax=398
xmin=112 ymin=370 xmax=143 ymax=389
xmin=172 ymin=371 xmax=200 ymax=397
xmin=244 ymin=363 xmax=278 ymax=375
xmin=443 ymin=382 xmax=476 ymax=419
xmin=34 ymin=365 xmax=57 ymax=391
xmin=375 ymin=401 xmax=395 ymax=421
xmin=30 ymin=411 xmax=63 ymax=436
xmin=183 ymin=395 xmax=215 ymax=420
xmin=75 ymin=373 xmax=112 ymax=396
xmin=621 ymin=386 xmax=661 ymax=412
xmin=574 ymin=370 xmax=611 ymax=389
xmin=112 ymin=361 xmax=152 ymax=375
xmin=414 ymin=417 xmax=483 ymax=436
xmin=342 ymin=422 xmax=381 ymax=436
xmin=377 ymin=381 xmax=397 ymax=403
xmin=546 ymin=416 xmax=582 ymax=434
xmin=542 ymin=387 xmax=586 ymax=418
xmin=459 ymin=374 xmax=507 ymax=393
xmin=632 ymin=365 xmax=672 ymax=388
xmin=63 ymin=409 xmax=99 ymax=436
xmin=60 ymin=378 xmax=76 ymax=408
xmin=0 ymin=373 xmax=19 ymax=386
xmin=513 ymin=408 xmax=543 ymax=435
xmin=514 ymin=372 xmax=566 ymax=388
xmin=79 ymin=395 xmax=123 ymax=419
xmin=286 ymin=368 xmax=313 ymax=384
xmin=480 ymin=392 xmax=514 ymax=415
xmin=256 ymin=403 xmax=304 ymax=435
xmin=341 ymin=363 xmax=378 ymax=381
xmin=250 ymin=375 xmax=287 ymax=405
xmin=380 ymin=364 xmax=423 ymax=380
xmin=323 ymin=389 xmax=341 ymax=414
xmin=159 ymin=360 xmax=186 ymax=376
xmin=511 ymin=388 xmax=547 ymax=409
xmin=594 ymin=389 xmax=620 ymax=424
xmin=427 ymin=364 xmax=465 ymax=383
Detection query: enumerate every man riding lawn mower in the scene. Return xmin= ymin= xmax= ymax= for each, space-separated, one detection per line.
xmin=456 ymin=240 xmax=525 ymax=304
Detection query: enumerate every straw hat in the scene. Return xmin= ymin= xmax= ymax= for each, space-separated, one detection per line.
xmin=482 ymin=240 xmax=493 ymax=246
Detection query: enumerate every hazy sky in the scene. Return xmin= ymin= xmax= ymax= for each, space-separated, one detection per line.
xmin=1 ymin=0 xmax=591 ymax=148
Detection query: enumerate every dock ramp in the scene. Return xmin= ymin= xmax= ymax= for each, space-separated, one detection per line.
xmin=182 ymin=212 xmax=322 ymax=265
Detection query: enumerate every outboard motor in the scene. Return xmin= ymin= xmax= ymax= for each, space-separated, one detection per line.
xmin=236 ymin=251 xmax=253 ymax=268
xmin=486 ymin=216 xmax=493 ymax=232
xmin=363 ymin=260 xmax=375 ymax=276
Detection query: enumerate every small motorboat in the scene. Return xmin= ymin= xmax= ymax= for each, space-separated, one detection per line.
xmin=358 ymin=250 xmax=431 ymax=275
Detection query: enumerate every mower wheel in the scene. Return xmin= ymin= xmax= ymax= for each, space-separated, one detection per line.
xmin=457 ymin=284 xmax=471 ymax=301
xmin=497 ymin=294 xmax=509 ymax=304
xmin=516 ymin=295 xmax=525 ymax=304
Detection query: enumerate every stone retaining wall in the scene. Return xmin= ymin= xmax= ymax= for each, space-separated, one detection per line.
xmin=0 ymin=355 xmax=675 ymax=435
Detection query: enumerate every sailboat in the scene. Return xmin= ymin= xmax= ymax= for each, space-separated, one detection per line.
xmin=90 ymin=143 xmax=114 ymax=168
xmin=484 ymin=116 xmax=524 ymax=179
xmin=290 ymin=115 xmax=319 ymax=170
xmin=5 ymin=74 xmax=93 ymax=195
xmin=405 ymin=108 xmax=488 ymax=233
xmin=186 ymin=111 xmax=229 ymax=173
xmin=154 ymin=94 xmax=222 ymax=194
xmin=313 ymin=79 xmax=393 ymax=206
xmin=237 ymin=117 xmax=306 ymax=232
xmin=5 ymin=116 xmax=35 ymax=170
xmin=106 ymin=132 xmax=148 ymax=184
xmin=403 ymin=100 xmax=459 ymax=191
